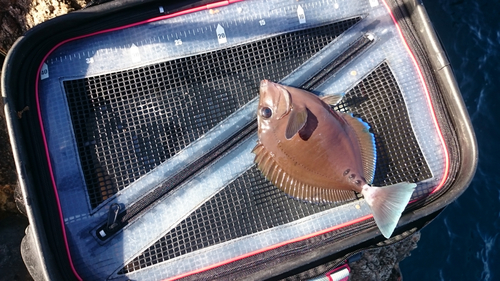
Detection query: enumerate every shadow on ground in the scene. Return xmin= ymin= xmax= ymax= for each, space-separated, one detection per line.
xmin=0 ymin=212 xmax=32 ymax=280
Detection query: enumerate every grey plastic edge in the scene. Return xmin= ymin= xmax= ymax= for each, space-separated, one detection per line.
xmin=398 ymin=0 xmax=478 ymax=224
xmin=2 ymin=37 xmax=64 ymax=281
xmin=21 ymin=226 xmax=48 ymax=281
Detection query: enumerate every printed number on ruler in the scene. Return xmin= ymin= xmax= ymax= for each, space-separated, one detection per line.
xmin=216 ymin=24 xmax=227 ymax=44
xmin=40 ymin=63 xmax=49 ymax=80
xmin=297 ymin=5 xmax=306 ymax=24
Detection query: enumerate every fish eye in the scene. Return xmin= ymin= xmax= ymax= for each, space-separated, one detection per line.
xmin=260 ymin=107 xmax=272 ymax=119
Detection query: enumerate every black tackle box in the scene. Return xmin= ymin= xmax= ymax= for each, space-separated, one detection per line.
xmin=1 ymin=0 xmax=477 ymax=280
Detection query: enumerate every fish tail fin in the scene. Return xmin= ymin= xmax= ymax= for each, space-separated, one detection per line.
xmin=362 ymin=182 xmax=416 ymax=238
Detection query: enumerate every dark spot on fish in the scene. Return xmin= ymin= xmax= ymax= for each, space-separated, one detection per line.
xmin=298 ymin=108 xmax=318 ymax=141
xmin=261 ymin=107 xmax=272 ymax=119
xmin=349 ymin=174 xmax=356 ymax=179
xmin=343 ymin=169 xmax=350 ymax=176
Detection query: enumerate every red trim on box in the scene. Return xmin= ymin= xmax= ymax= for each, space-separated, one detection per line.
xmin=326 ymin=263 xmax=350 ymax=281
xmin=35 ymin=1 xmax=242 ymax=280
xmin=161 ymin=216 xmax=368 ymax=281
xmin=34 ymin=0 xmax=450 ymax=280
xmin=380 ymin=0 xmax=450 ymax=198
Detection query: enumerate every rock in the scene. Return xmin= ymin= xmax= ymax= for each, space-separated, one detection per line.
xmin=0 ymin=212 xmax=32 ymax=280
xmin=0 ymin=0 xmax=88 ymax=55
xmin=349 ymin=231 xmax=421 ymax=281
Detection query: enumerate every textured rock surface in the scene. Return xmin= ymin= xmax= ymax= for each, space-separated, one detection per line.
xmin=349 ymin=232 xmax=421 ymax=281
xmin=0 ymin=0 xmax=88 ymax=55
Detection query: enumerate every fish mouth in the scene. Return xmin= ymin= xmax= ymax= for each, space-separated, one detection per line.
xmin=260 ymin=79 xmax=278 ymax=92
xmin=260 ymin=80 xmax=292 ymax=120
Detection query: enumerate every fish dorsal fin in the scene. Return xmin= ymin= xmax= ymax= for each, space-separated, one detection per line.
xmin=340 ymin=112 xmax=377 ymax=184
xmin=285 ymin=106 xmax=308 ymax=140
xmin=320 ymin=93 xmax=344 ymax=106
xmin=252 ymin=143 xmax=357 ymax=203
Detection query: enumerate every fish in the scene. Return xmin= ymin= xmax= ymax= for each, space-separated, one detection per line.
xmin=252 ymin=80 xmax=416 ymax=238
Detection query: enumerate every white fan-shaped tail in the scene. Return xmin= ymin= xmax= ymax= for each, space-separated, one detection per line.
xmin=362 ymin=182 xmax=417 ymax=238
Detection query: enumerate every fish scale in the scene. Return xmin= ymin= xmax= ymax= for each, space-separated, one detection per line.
xmin=254 ymin=80 xmax=371 ymax=198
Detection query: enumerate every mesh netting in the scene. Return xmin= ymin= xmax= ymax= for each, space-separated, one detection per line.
xmin=63 ymin=18 xmax=361 ymax=208
xmin=119 ymin=62 xmax=432 ymax=274
xmin=333 ymin=62 xmax=431 ymax=186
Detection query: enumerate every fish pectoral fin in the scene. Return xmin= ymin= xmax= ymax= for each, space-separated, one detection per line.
xmin=320 ymin=93 xmax=344 ymax=105
xmin=285 ymin=106 xmax=308 ymax=140
xmin=298 ymin=108 xmax=318 ymax=141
